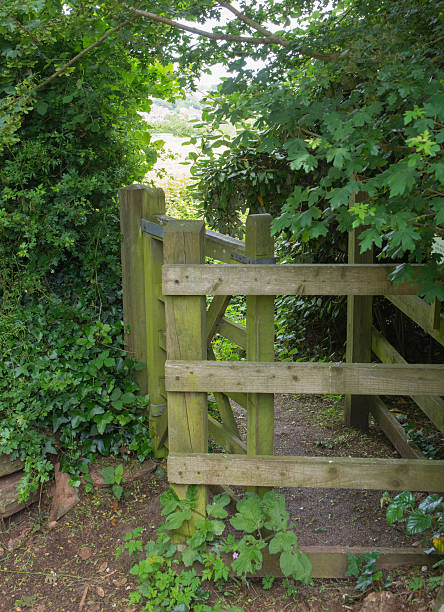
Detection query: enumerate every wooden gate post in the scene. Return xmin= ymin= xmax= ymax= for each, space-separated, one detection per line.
xmin=345 ymin=226 xmax=373 ymax=430
xmin=164 ymin=220 xmax=207 ymax=534
xmin=245 ymin=214 xmax=275 ymax=494
xmin=119 ymin=184 xmax=150 ymax=395
xmin=142 ymin=188 xmax=168 ymax=457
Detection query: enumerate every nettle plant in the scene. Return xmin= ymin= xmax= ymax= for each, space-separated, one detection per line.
xmin=117 ymin=486 xmax=312 ymax=611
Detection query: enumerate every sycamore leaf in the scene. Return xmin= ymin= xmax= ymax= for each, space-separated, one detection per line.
xmin=433 ymin=162 xmax=444 ymax=185
xmin=431 ymin=198 xmax=444 ymax=224
xmin=326 ymin=147 xmax=352 ymax=169
xmin=289 ymin=151 xmax=318 ymax=172
xmin=384 ymin=163 xmax=417 ymax=197
xmin=359 ymin=228 xmax=382 ymax=252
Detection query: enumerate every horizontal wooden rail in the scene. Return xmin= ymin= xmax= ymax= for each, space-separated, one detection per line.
xmin=228 ymin=547 xmax=440 ymax=578
xmin=163 ymin=264 xmax=421 ymax=296
xmin=165 ymin=361 xmax=444 ymax=396
xmin=386 ymin=295 xmax=444 ymax=348
xmin=372 ymin=327 xmax=444 ymax=433
xmin=168 ymin=453 xmax=444 ymax=491
xmin=155 ymin=215 xmax=246 ymax=263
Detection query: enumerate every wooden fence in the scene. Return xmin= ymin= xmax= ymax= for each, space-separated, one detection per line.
xmin=119 ymin=184 xmax=444 ymax=577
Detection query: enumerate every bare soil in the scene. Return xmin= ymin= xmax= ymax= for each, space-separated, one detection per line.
xmin=0 ymin=393 xmax=441 ymax=611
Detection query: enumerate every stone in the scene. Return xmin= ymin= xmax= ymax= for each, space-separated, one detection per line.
xmin=49 ymin=462 xmax=79 ymax=522
xmin=360 ymin=591 xmax=402 ymax=611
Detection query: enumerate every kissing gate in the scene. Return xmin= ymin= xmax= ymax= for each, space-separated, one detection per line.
xmin=120 ymin=184 xmax=444 ymax=577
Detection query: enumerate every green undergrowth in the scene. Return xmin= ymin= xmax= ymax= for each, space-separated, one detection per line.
xmin=0 ymin=299 xmax=152 ymax=500
xmin=117 ymin=486 xmax=312 ymax=611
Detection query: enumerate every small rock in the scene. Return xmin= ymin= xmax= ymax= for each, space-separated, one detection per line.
xmin=360 ymin=591 xmax=402 ymax=611
xmin=79 ymin=546 xmax=92 ymax=561
xmin=47 ymin=521 xmax=58 ymax=529
xmin=49 ymin=462 xmax=79 ymax=521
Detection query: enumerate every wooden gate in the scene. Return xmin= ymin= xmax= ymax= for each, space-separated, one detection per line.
xmin=119 ymin=184 xmax=444 ymax=578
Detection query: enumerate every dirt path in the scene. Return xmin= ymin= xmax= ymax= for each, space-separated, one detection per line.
xmin=0 ymin=394 xmax=439 ymax=611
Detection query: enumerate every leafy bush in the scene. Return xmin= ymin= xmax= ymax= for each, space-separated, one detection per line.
xmin=0 ymin=1 xmax=180 ymax=496
xmin=0 ymin=300 xmax=151 ymax=499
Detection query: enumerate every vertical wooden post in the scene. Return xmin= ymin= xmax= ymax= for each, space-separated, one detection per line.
xmin=345 ymin=227 xmax=373 ymax=430
xmin=164 ymin=220 xmax=207 ymax=535
xmin=119 ymin=184 xmax=150 ymax=395
xmin=142 ymin=188 xmax=168 ymax=457
xmin=245 ymin=214 xmax=275 ymax=495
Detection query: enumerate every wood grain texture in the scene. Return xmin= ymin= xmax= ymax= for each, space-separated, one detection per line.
xmin=386 ymin=295 xmax=444 ymax=347
xmin=368 ymin=396 xmax=424 ymax=459
xmin=119 ymin=185 xmax=150 ymax=392
xmin=143 ymin=188 xmax=167 ymax=456
xmin=208 ymin=416 xmax=246 ymax=455
xmin=217 ymin=317 xmax=247 ymax=348
xmin=345 ymin=228 xmax=373 ymax=430
xmin=0 ymin=455 xmax=24 ymax=478
xmin=245 ymin=215 xmax=275 ymax=495
xmin=162 ymin=263 xmax=421 ymax=296
xmin=168 ymin=453 xmax=444 ymax=491
xmin=210 ymin=548 xmax=440 ymax=578
xmin=372 ymin=327 xmax=444 ymax=433
xmin=164 ymin=220 xmax=208 ymax=533
xmin=206 ymin=295 xmax=231 ymax=344
xmin=165 ymin=360 xmax=444 ymax=396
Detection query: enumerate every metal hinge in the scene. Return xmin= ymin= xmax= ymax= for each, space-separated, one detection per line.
xmin=141 ymin=219 xmax=164 ymax=239
xmin=230 ymin=252 xmax=276 ymax=264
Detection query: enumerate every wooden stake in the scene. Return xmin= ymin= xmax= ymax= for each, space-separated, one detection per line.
xmin=142 ymin=188 xmax=168 ymax=457
xmin=245 ymin=214 xmax=275 ymax=495
xmin=119 ymin=184 xmax=150 ymax=394
xmin=164 ymin=220 xmax=207 ymax=535
xmin=345 ymin=227 xmax=373 ymax=430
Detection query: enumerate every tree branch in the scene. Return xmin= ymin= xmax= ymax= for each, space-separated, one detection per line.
xmin=126 ymin=4 xmax=339 ymax=61
xmin=1 ymin=16 xmax=139 ymax=112
xmin=126 ymin=5 xmax=282 ymax=46
xmin=9 ymin=14 xmax=41 ymax=46
xmin=217 ymin=1 xmax=286 ymax=43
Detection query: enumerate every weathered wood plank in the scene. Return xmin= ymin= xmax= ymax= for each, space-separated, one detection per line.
xmin=0 ymin=455 xmax=24 ymax=478
xmin=205 ymin=548 xmax=440 ymax=579
xmin=386 ymin=295 xmax=444 ymax=348
xmin=208 ymin=416 xmax=246 ymax=455
xmin=168 ymin=453 xmax=444 ymax=491
xmin=164 ymin=220 xmax=208 ymax=534
xmin=156 ymin=215 xmax=246 ymax=263
xmin=206 ymin=295 xmax=231 ymax=344
xmin=368 ymin=396 xmax=424 ymax=459
xmin=143 ymin=188 xmax=168 ymax=457
xmin=163 ymin=263 xmax=421 ymax=296
xmin=217 ymin=317 xmax=247 ymax=348
xmin=0 ymin=472 xmax=39 ymax=518
xmin=225 ymin=391 xmax=248 ymax=407
xmin=165 ymin=361 xmax=444 ymax=396
xmin=119 ymin=185 xmax=153 ymax=393
xmin=204 ymin=228 xmax=246 ymax=263
xmin=345 ymin=227 xmax=373 ymax=430
xmin=434 ymin=573 xmax=444 ymax=612
xmin=208 ymin=346 xmax=240 ymax=438
xmin=372 ymin=326 xmax=444 ymax=433
xmin=245 ymin=215 xmax=275 ymax=496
